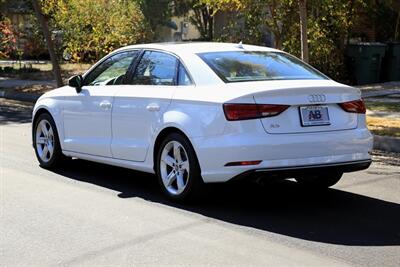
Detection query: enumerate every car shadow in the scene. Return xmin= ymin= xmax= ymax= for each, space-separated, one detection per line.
xmin=52 ymin=159 xmax=400 ymax=247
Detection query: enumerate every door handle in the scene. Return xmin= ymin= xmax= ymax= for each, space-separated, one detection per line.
xmin=146 ymin=103 xmax=160 ymax=112
xmin=99 ymin=101 xmax=112 ymax=109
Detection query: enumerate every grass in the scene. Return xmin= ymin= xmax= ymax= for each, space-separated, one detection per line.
xmin=367 ymin=116 xmax=400 ymax=137
xmin=365 ymin=99 xmax=400 ymax=137
xmin=365 ymin=101 xmax=400 ymax=113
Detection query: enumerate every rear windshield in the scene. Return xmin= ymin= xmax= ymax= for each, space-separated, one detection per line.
xmin=198 ymin=51 xmax=328 ymax=83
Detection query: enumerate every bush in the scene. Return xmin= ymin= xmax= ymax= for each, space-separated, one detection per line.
xmin=0 ymin=17 xmax=18 ymax=59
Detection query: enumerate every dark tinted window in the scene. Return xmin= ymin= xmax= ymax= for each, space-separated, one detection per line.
xmin=178 ymin=63 xmax=193 ymax=85
xmin=132 ymin=51 xmax=178 ymax=85
xmin=84 ymin=51 xmax=138 ymax=86
xmin=198 ymin=51 xmax=327 ymax=83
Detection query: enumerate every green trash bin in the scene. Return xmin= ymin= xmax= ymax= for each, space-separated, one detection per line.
xmin=382 ymin=42 xmax=400 ymax=82
xmin=346 ymin=43 xmax=386 ymax=85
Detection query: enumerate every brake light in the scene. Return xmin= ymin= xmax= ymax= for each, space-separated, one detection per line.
xmin=223 ymin=103 xmax=289 ymax=121
xmin=338 ymin=99 xmax=366 ymax=114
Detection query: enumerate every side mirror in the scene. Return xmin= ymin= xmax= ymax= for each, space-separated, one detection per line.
xmin=68 ymin=75 xmax=83 ymax=93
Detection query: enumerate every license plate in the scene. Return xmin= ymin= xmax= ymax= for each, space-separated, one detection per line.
xmin=299 ymin=106 xmax=330 ymax=126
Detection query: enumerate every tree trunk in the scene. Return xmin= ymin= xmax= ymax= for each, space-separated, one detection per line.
xmin=31 ymin=0 xmax=63 ymax=87
xmin=395 ymin=9 xmax=400 ymax=41
xmin=274 ymin=33 xmax=282 ymax=50
xmin=299 ymin=0 xmax=309 ymax=63
xmin=208 ymin=7 xmax=213 ymax=40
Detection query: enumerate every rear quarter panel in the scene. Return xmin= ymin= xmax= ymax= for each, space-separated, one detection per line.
xmin=162 ymin=86 xmax=228 ymax=138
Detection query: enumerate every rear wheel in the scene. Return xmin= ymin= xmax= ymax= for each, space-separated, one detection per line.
xmin=156 ymin=133 xmax=204 ymax=202
xmin=295 ymin=172 xmax=343 ymax=188
xmin=33 ymin=113 xmax=67 ymax=168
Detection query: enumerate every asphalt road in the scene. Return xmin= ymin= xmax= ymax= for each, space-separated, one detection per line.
xmin=1 ymin=99 xmax=400 ymax=266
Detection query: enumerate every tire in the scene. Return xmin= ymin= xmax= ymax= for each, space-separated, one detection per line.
xmin=155 ymin=132 xmax=204 ymax=202
xmin=33 ymin=113 xmax=67 ymax=168
xmin=295 ymin=172 xmax=343 ymax=188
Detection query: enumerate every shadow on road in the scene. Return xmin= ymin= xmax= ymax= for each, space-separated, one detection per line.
xmin=0 ymin=99 xmax=33 ymax=125
xmin=52 ymin=159 xmax=400 ymax=247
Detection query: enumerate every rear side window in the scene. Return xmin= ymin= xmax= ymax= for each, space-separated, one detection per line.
xmin=132 ymin=51 xmax=178 ymax=85
xmin=177 ymin=63 xmax=193 ymax=86
xmin=198 ymin=51 xmax=327 ymax=83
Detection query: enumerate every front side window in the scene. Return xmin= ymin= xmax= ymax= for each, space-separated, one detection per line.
xmin=198 ymin=51 xmax=328 ymax=83
xmin=84 ymin=51 xmax=138 ymax=86
xmin=132 ymin=51 xmax=178 ymax=85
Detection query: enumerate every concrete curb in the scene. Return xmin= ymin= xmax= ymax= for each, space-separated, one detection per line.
xmin=0 ymin=90 xmax=40 ymax=103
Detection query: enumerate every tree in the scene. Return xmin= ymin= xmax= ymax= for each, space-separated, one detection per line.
xmin=396 ymin=10 xmax=400 ymax=41
xmin=137 ymin=0 xmax=215 ymax=41
xmin=368 ymin=0 xmax=400 ymax=42
xmin=200 ymin=0 xmax=372 ymax=81
xmin=31 ymin=0 xmax=63 ymax=87
xmin=189 ymin=2 xmax=214 ymax=40
xmin=283 ymin=0 xmax=371 ymax=80
xmin=137 ymin=0 xmax=173 ymax=36
xmin=298 ymin=0 xmax=309 ymax=62
xmin=46 ymin=0 xmax=149 ymax=62
xmin=200 ymin=0 xmax=294 ymax=48
xmin=0 ymin=15 xmax=17 ymax=59
xmin=168 ymin=0 xmax=214 ymax=40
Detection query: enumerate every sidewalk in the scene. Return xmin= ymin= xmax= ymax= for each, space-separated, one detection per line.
xmin=0 ymin=77 xmax=56 ymax=102
xmin=358 ymin=81 xmax=400 ymax=98
xmin=0 ymin=77 xmax=56 ymax=88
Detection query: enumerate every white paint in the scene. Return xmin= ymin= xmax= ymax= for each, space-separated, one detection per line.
xmin=33 ymin=42 xmax=373 ymax=182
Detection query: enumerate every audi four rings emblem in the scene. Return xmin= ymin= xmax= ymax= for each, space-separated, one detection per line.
xmin=308 ymin=94 xmax=327 ymax=103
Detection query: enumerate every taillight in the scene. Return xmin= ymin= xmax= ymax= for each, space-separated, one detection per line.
xmin=223 ymin=103 xmax=289 ymax=121
xmin=338 ymin=99 xmax=366 ymax=114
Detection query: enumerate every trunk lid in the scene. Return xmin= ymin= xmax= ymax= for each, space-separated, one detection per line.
xmin=227 ymin=80 xmax=361 ymax=134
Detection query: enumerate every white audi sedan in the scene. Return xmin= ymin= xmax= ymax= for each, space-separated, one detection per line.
xmin=32 ymin=42 xmax=373 ymax=201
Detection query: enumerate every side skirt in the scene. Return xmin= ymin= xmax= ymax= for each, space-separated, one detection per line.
xmin=62 ymin=150 xmax=155 ymax=174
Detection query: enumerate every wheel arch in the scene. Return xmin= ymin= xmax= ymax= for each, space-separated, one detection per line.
xmin=32 ymin=106 xmax=63 ymax=150
xmin=152 ymin=126 xmax=201 ymax=174
xmin=32 ymin=107 xmax=52 ymax=126
xmin=32 ymin=107 xmax=52 ymax=144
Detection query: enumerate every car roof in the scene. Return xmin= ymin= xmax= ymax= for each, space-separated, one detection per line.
xmin=109 ymin=42 xmax=284 ymax=87
xmin=114 ymin=42 xmax=280 ymax=55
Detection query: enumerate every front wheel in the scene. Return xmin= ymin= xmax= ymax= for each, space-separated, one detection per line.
xmin=295 ymin=172 xmax=343 ymax=188
xmin=156 ymin=133 xmax=204 ymax=202
xmin=33 ymin=113 xmax=66 ymax=168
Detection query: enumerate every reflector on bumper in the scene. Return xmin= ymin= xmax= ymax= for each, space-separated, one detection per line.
xmin=225 ymin=160 xmax=262 ymax=167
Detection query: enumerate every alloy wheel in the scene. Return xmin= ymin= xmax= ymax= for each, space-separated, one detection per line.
xmin=35 ymin=119 xmax=55 ymax=163
xmin=160 ymin=141 xmax=190 ymax=195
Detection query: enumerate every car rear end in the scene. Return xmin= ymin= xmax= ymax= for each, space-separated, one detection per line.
xmin=191 ymin=49 xmax=373 ymax=183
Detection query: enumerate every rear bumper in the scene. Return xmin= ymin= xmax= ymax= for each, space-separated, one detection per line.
xmin=191 ymin=127 xmax=373 ymax=183
xmin=230 ymin=159 xmax=372 ymax=182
